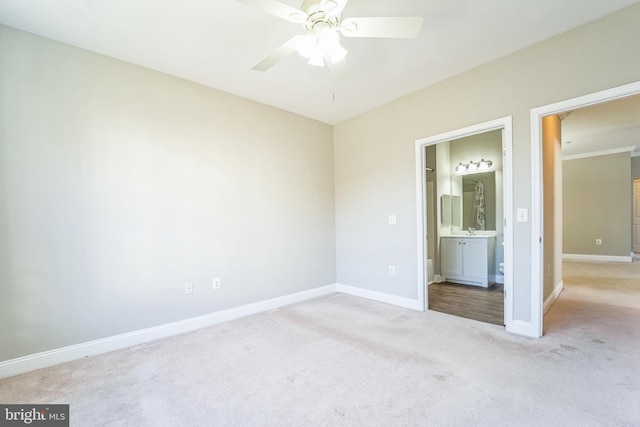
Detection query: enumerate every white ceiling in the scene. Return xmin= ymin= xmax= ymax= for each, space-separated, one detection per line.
xmin=562 ymin=95 xmax=640 ymax=158
xmin=1 ymin=0 xmax=639 ymax=125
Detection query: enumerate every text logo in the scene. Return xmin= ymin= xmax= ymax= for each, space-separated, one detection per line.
xmin=0 ymin=405 xmax=69 ymax=427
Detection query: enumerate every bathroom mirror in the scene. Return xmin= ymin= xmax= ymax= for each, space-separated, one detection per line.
xmin=461 ymin=171 xmax=496 ymax=230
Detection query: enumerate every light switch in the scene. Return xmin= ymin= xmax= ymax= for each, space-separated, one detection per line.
xmin=516 ymin=208 xmax=528 ymax=222
xmin=388 ymin=215 xmax=397 ymax=225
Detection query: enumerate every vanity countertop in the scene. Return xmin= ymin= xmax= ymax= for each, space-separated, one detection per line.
xmin=443 ymin=233 xmax=496 ymax=239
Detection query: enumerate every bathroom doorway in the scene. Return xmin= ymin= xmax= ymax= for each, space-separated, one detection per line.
xmin=415 ymin=117 xmax=513 ymax=329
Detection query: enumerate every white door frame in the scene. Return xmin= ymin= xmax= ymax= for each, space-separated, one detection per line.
xmin=634 ymin=179 xmax=640 ymax=254
xmin=530 ymin=80 xmax=640 ymax=337
xmin=415 ymin=116 xmax=513 ymax=330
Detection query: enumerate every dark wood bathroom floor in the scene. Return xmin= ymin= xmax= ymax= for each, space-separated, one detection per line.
xmin=428 ymin=282 xmax=504 ymax=325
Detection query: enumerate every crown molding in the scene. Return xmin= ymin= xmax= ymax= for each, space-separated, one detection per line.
xmin=562 ymin=146 xmax=634 ymax=161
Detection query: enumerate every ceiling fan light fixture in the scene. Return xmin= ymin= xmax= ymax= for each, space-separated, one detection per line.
xmin=308 ymin=53 xmax=325 ymax=67
xmin=239 ymin=0 xmax=424 ymax=77
xmin=318 ymin=28 xmax=347 ymax=63
xmin=294 ymin=28 xmax=346 ymax=66
xmin=307 ymin=55 xmax=324 ymax=67
xmin=318 ymin=27 xmax=338 ymax=46
xmin=328 ymin=42 xmax=347 ymax=63
xmin=294 ymin=34 xmax=317 ymax=59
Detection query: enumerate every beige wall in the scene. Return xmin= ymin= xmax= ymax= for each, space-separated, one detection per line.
xmin=563 ymin=153 xmax=631 ymax=257
xmin=0 ymin=25 xmax=336 ymax=361
xmin=334 ymin=4 xmax=640 ymax=324
xmin=542 ymin=116 xmax=563 ymax=300
xmin=3 ymin=4 xmax=640 ymax=361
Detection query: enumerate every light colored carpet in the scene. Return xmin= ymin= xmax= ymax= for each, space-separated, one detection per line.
xmin=1 ymin=260 xmax=639 ymax=426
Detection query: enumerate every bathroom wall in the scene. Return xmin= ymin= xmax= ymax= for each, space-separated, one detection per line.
xmin=449 ymin=130 xmax=503 ymax=275
xmin=449 ymin=130 xmax=503 ymax=233
xmin=436 ymin=142 xmax=453 ymax=237
xmin=563 ymin=152 xmax=631 ymax=257
xmin=425 ymin=145 xmax=438 ymax=276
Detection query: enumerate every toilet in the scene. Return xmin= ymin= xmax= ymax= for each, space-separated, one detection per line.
xmin=498 ymin=262 xmax=504 ymax=275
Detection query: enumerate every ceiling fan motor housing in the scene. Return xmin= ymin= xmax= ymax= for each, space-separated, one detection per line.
xmin=301 ymin=0 xmax=342 ymax=33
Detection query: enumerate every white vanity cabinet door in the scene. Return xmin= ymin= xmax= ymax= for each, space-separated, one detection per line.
xmin=461 ymin=238 xmax=488 ymax=279
xmin=440 ymin=237 xmax=463 ymax=277
xmin=440 ymin=236 xmax=494 ymax=287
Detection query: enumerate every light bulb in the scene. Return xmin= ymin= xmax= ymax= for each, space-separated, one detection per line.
xmin=318 ymin=28 xmax=347 ymax=64
xmin=329 ymin=42 xmax=347 ymax=63
xmin=318 ymin=28 xmax=338 ymax=45
xmin=295 ymin=34 xmax=317 ymax=59
xmin=296 ymin=29 xmax=348 ymax=67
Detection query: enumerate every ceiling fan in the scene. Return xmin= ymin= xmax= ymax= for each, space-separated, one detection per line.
xmin=237 ymin=0 xmax=424 ymax=80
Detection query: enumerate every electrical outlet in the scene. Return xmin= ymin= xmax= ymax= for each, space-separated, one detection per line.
xmin=184 ymin=283 xmax=193 ymax=294
xmin=388 ymin=265 xmax=396 ymax=276
xmin=212 ymin=277 xmax=221 ymax=290
xmin=595 ymin=239 xmax=602 ymax=245
xmin=388 ymin=215 xmax=397 ymax=225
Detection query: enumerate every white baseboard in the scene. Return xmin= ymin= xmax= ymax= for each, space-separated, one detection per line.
xmin=563 ymin=253 xmax=632 ymax=263
xmin=0 ymin=284 xmax=338 ymax=380
xmin=506 ymin=319 xmax=540 ymax=338
xmin=489 ymin=274 xmax=505 ymax=285
xmin=543 ymin=280 xmax=564 ymax=315
xmin=336 ymin=283 xmax=424 ymax=311
xmin=0 ymin=283 xmax=429 ymax=379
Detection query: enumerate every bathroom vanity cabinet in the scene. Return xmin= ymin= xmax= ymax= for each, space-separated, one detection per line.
xmin=440 ymin=235 xmax=495 ymax=287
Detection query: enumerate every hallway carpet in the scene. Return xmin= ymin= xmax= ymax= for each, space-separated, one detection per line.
xmin=1 ymin=260 xmax=638 ymax=426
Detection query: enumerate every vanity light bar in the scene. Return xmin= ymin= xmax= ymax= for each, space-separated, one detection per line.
xmin=455 ymin=159 xmax=493 ymax=174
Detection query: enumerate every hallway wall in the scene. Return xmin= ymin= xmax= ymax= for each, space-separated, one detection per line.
xmin=563 ymin=152 xmax=632 ymax=258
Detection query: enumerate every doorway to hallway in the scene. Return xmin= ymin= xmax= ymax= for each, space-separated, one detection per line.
xmin=634 ymin=179 xmax=640 ymax=254
xmin=532 ymin=80 xmax=640 ymax=337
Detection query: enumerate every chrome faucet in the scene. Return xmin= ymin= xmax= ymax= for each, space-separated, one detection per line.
xmin=468 ymin=227 xmax=476 ymax=235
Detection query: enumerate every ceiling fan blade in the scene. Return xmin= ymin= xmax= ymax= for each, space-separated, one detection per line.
xmin=236 ymin=0 xmax=307 ymax=23
xmin=325 ymin=57 xmax=352 ymax=82
xmin=340 ymin=17 xmax=424 ymax=39
xmin=252 ymin=36 xmax=300 ymax=71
